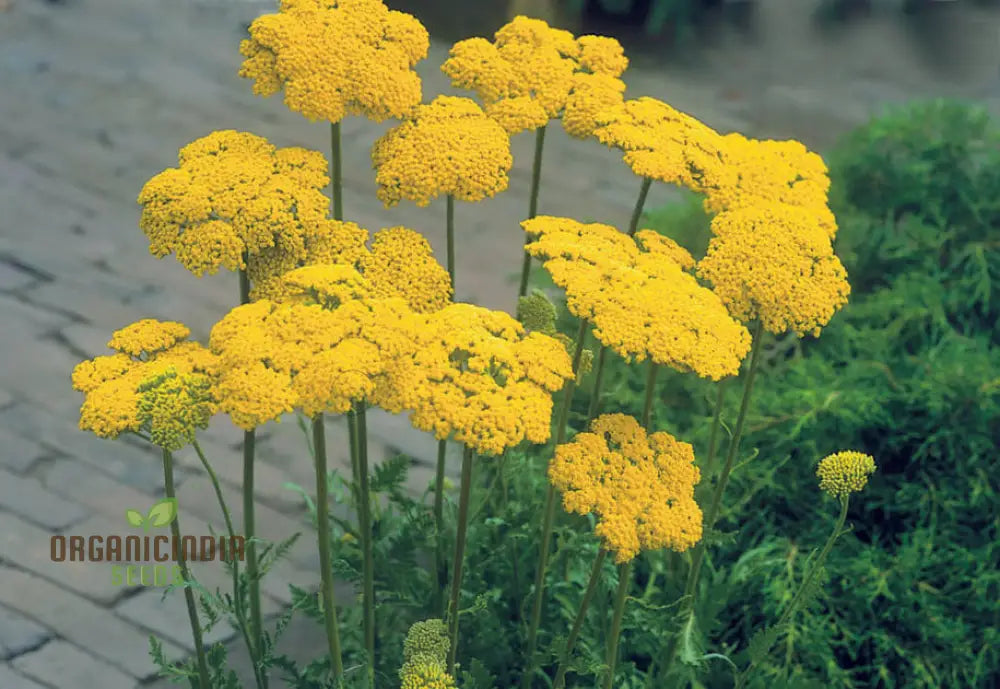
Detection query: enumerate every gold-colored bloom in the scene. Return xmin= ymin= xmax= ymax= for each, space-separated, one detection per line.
xmin=372 ymin=96 xmax=513 ymax=207
xmin=594 ymin=97 xmax=729 ymax=191
xmin=549 ymin=413 xmax=703 ymax=563
xmin=72 ymin=321 xmax=217 ymax=441
xmin=697 ymin=202 xmax=851 ymax=337
xmin=383 ymin=303 xmax=573 ymax=456
xmin=399 ymin=619 xmax=455 ymax=689
xmin=358 ymin=227 xmax=453 ymax=313
xmin=138 ymin=131 xmax=330 ymax=278
xmin=523 ymin=216 xmax=751 ymax=380
xmin=816 ymin=451 xmax=877 ymax=498
xmin=400 ymin=659 xmax=457 ymax=689
xmin=441 ymin=17 xmax=627 ymax=134
xmin=136 ymin=368 xmax=215 ymax=451
xmin=703 ymin=133 xmax=838 ymax=239
xmin=239 ymin=0 xmax=429 ymax=123
xmin=562 ymin=72 xmax=627 ymax=140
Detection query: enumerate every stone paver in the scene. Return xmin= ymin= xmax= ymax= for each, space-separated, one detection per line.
xmin=0 ymin=605 xmax=52 ymax=662
xmin=12 ymin=640 xmax=134 ymax=689
xmin=0 ymin=664 xmax=53 ymax=689
xmin=1 ymin=0 xmax=998 ymax=683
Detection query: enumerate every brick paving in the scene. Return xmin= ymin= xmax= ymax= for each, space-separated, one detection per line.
xmin=0 ymin=0 xmax=997 ymax=686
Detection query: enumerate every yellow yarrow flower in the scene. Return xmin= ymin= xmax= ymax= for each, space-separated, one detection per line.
xmin=442 ymin=16 xmax=628 ymax=134
xmin=372 ymin=96 xmax=513 ymax=207
xmin=382 ymin=303 xmax=573 ymax=456
xmin=594 ymin=97 xmax=728 ymax=191
xmin=816 ymin=451 xmax=877 ymax=498
xmin=562 ymin=72 xmax=627 ymax=140
xmin=398 ymin=619 xmax=454 ymax=689
xmin=72 ymin=321 xmax=218 ymax=441
xmin=549 ymin=413 xmax=703 ymax=563
xmin=358 ymin=227 xmax=453 ymax=313
xmin=697 ymin=202 xmax=851 ymax=337
xmin=703 ymin=133 xmax=838 ymax=239
xmin=523 ymin=216 xmax=751 ymax=380
xmin=136 ymin=368 xmax=215 ymax=451
xmin=138 ymin=131 xmax=330 ymax=278
xmin=239 ymin=0 xmax=429 ymax=123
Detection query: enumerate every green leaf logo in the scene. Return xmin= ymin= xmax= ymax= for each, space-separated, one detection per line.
xmin=125 ymin=498 xmax=178 ymax=532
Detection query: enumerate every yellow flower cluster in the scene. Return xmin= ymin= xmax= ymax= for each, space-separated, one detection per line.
xmin=71 ymin=320 xmax=217 ymax=443
xmin=399 ymin=620 xmax=456 ymax=689
xmin=697 ymin=202 xmax=851 ymax=337
xmin=441 ymin=16 xmax=628 ymax=135
xmin=517 ymin=290 xmax=593 ymax=382
xmin=358 ymin=227 xmax=453 ymax=313
xmin=705 ymin=133 xmax=838 ymax=239
xmin=383 ymin=303 xmax=574 ymax=455
xmin=138 ymin=131 xmax=330 ymax=278
xmin=549 ymin=413 xmax=703 ymax=563
xmin=594 ymin=97 xmax=729 ymax=189
xmin=136 ymin=367 xmax=215 ymax=451
xmin=816 ymin=451 xmax=877 ymax=498
xmin=523 ymin=216 xmax=751 ymax=380
xmin=371 ymin=96 xmax=513 ymax=207
xmin=239 ymin=0 xmax=429 ymax=123
xmin=208 ymin=279 xmax=418 ymax=426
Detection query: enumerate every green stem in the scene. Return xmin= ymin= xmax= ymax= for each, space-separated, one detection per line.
xmin=659 ymin=321 xmax=765 ymax=680
xmin=703 ymin=380 xmax=728 ymax=480
xmin=446 ymin=446 xmax=475 ymax=675
xmin=446 ymin=194 xmax=456 ymax=293
xmin=586 ymin=345 xmax=609 ymax=422
xmin=518 ymin=125 xmax=547 ymax=298
xmin=330 ymin=122 xmax=343 ymax=221
xmin=521 ymin=319 xmax=590 ymax=689
xmin=356 ymin=404 xmax=376 ymax=689
xmin=192 ymin=440 xmax=264 ymax=689
xmin=602 ymin=560 xmax=634 ymax=689
xmin=552 ymin=548 xmax=608 ymax=689
xmin=627 ymin=177 xmax=653 ymax=237
xmin=161 ymin=449 xmax=210 ymax=689
xmin=434 ymin=438 xmax=449 ymax=617
xmin=641 ymin=361 xmax=659 ymax=431
xmin=734 ymin=496 xmax=849 ymax=688
xmin=242 ymin=429 xmax=266 ymax=688
xmin=312 ymin=414 xmax=345 ymax=685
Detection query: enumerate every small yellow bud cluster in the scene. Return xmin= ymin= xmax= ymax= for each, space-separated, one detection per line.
xmin=816 ymin=451 xmax=877 ymax=498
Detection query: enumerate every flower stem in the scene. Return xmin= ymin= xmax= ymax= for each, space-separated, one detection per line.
xmin=552 ymin=548 xmax=608 ymax=689
xmin=658 ymin=320 xmax=765 ymax=680
xmin=586 ymin=345 xmax=608 ymax=422
xmin=641 ymin=361 xmax=659 ymax=431
xmin=192 ymin=440 xmax=264 ymax=689
xmin=446 ymin=445 xmax=475 ymax=675
xmin=627 ymin=177 xmax=652 ymax=237
xmin=521 ymin=318 xmax=590 ymax=689
xmin=734 ymin=496 xmax=849 ymax=688
xmin=446 ymin=194 xmax=456 ymax=293
xmin=160 ymin=448 xmax=210 ymax=689
xmin=703 ymin=380 xmax=728 ymax=480
xmin=355 ymin=403 xmax=376 ymax=689
xmin=434 ymin=438 xmax=449 ymax=617
xmin=312 ymin=414 xmax=345 ymax=685
xmin=518 ymin=124 xmax=547 ymax=298
xmin=242 ymin=429 xmax=266 ymax=688
xmin=330 ymin=122 xmax=343 ymax=221
xmin=602 ymin=560 xmax=634 ymax=689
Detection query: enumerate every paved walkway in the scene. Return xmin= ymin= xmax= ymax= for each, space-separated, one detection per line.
xmin=1 ymin=0 xmax=997 ymax=686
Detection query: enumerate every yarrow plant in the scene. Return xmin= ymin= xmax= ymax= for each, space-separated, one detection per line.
xmin=66 ymin=4 xmax=885 ymax=689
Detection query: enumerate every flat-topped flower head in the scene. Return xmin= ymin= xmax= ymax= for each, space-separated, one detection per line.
xmin=372 ymin=96 xmax=512 ymax=207
xmin=136 ymin=368 xmax=216 ymax=451
xmin=239 ymin=0 xmax=429 ymax=123
xmin=594 ymin=97 xmax=730 ymax=191
xmin=562 ymin=72 xmax=627 ymax=140
xmin=817 ymin=451 xmax=877 ymax=498
xmin=523 ymin=216 xmax=752 ymax=380
xmin=382 ymin=303 xmax=573 ymax=455
xmin=138 ymin=131 xmax=330 ymax=277
xmin=549 ymin=413 xmax=703 ymax=562
xmin=358 ymin=227 xmax=453 ymax=312
xmin=703 ymin=133 xmax=837 ymax=239
xmin=697 ymin=202 xmax=851 ymax=337
xmin=72 ymin=320 xmax=218 ymax=442
xmin=441 ymin=17 xmax=627 ymax=134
